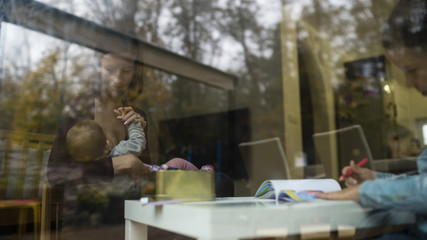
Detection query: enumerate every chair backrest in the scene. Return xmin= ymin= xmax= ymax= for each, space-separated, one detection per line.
xmin=239 ymin=137 xmax=290 ymax=195
xmin=313 ymin=125 xmax=374 ymax=179
xmin=0 ymin=130 xmax=55 ymax=199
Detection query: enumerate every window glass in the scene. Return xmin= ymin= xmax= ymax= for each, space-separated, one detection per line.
xmin=1 ymin=0 xmax=426 ymax=239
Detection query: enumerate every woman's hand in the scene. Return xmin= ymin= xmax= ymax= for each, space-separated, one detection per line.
xmin=114 ymin=106 xmax=146 ymax=128
xmin=316 ymin=185 xmax=361 ymax=202
xmin=340 ymin=160 xmax=377 ymax=187
xmin=112 ymin=154 xmax=150 ymax=187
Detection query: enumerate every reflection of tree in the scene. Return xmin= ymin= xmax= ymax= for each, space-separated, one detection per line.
xmin=88 ymin=0 xmax=138 ymax=36
xmin=16 ymin=1 xmax=284 ymax=140
xmin=0 ymin=48 xmax=96 ymax=134
xmin=216 ymin=1 xmax=284 ymax=139
xmin=295 ymin=0 xmax=399 ymax=160
xmin=161 ymin=0 xmax=223 ymax=115
xmin=8 ymin=1 xmax=399 ymax=142
xmin=299 ymin=0 xmax=397 ymax=58
xmin=79 ymin=2 xmax=286 ymax=163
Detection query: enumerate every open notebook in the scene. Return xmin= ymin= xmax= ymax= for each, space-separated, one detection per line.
xmin=255 ymin=179 xmax=341 ymax=202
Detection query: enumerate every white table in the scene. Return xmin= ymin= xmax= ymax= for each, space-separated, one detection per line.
xmin=124 ymin=197 xmax=376 ymax=240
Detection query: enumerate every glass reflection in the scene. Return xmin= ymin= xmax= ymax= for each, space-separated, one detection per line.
xmin=1 ymin=0 xmax=427 ymax=239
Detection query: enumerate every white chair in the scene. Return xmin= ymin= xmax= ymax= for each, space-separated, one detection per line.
xmin=239 ymin=137 xmax=291 ymax=195
xmin=0 ymin=130 xmax=55 ymax=240
xmin=313 ymin=125 xmax=375 ymax=179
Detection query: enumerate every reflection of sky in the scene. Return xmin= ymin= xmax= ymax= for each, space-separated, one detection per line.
xmin=2 ymin=23 xmax=69 ymax=70
xmin=257 ymin=0 xmax=282 ymax=25
xmin=1 ymin=23 xmax=54 ymax=71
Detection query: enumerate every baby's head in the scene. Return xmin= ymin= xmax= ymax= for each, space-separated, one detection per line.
xmin=66 ymin=120 xmax=111 ymax=162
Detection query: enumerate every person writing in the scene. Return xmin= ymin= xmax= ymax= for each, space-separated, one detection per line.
xmin=317 ymin=0 xmax=427 ymax=238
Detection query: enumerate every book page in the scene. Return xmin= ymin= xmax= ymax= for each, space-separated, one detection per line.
xmin=270 ymin=179 xmax=341 ymax=195
xmin=254 ymin=179 xmax=341 ymax=202
xmin=269 ymin=179 xmax=341 ymax=201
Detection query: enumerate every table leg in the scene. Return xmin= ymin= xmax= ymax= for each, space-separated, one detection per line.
xmin=18 ymin=207 xmax=27 ymax=240
xmin=125 ymin=219 xmax=148 ymax=240
xmin=33 ymin=204 xmax=40 ymax=240
xmin=330 ymin=230 xmax=339 ymax=240
xmin=286 ymin=234 xmax=301 ymax=240
xmin=330 ymin=223 xmax=338 ymax=240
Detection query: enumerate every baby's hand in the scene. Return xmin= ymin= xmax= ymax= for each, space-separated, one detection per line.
xmin=114 ymin=106 xmax=147 ymax=128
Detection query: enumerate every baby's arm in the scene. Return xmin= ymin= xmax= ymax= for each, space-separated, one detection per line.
xmin=109 ymin=108 xmax=147 ymax=157
xmin=125 ymin=121 xmax=146 ymax=154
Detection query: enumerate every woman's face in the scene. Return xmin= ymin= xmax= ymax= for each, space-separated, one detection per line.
xmin=101 ymin=54 xmax=135 ymax=99
xmin=387 ymin=47 xmax=427 ymax=96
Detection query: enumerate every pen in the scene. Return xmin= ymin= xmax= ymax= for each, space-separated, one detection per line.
xmin=339 ymin=158 xmax=369 ymax=181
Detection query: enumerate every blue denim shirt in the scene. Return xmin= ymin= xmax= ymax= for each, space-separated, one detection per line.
xmin=359 ymin=147 xmax=427 ymax=232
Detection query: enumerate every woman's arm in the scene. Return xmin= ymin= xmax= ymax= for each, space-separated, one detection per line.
xmin=358 ymin=174 xmax=427 ymax=214
xmin=316 ymin=185 xmax=361 ymax=201
xmin=112 ymin=154 xmax=151 ymax=183
xmin=317 ymin=173 xmax=427 ymax=215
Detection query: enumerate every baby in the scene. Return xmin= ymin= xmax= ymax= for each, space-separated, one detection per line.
xmin=66 ymin=108 xmax=213 ymax=171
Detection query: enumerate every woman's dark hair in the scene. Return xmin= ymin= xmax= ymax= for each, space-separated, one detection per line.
xmin=382 ymin=0 xmax=427 ymax=51
xmin=127 ymin=60 xmax=144 ymax=102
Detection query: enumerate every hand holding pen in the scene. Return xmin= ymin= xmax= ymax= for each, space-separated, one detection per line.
xmin=339 ymin=158 xmax=377 ymax=186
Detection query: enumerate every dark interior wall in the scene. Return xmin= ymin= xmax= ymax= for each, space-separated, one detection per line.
xmin=158 ymin=108 xmax=250 ymax=179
